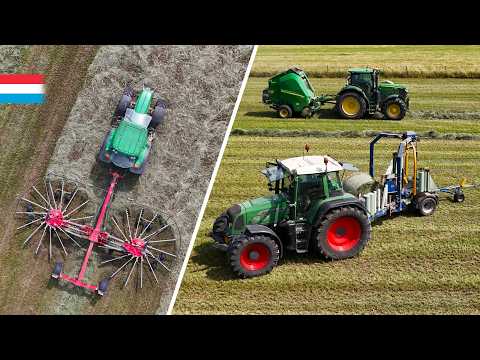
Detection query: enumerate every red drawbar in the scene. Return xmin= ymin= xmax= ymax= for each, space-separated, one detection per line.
xmin=326 ymin=216 xmax=361 ymax=252
xmin=239 ymin=243 xmax=271 ymax=271
xmin=60 ymin=273 xmax=97 ymax=291
xmin=0 ymin=74 xmax=44 ymax=84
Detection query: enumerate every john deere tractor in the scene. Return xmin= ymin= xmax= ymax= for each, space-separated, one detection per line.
xmin=99 ymin=86 xmax=166 ymax=174
xmin=211 ymin=155 xmax=371 ymax=278
xmin=262 ymin=67 xmax=409 ymax=120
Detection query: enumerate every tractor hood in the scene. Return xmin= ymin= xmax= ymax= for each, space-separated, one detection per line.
xmin=238 ymin=193 xmax=288 ymax=227
xmin=378 ymin=80 xmax=407 ymax=91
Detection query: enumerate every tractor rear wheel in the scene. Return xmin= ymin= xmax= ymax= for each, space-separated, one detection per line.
xmin=337 ymin=92 xmax=366 ymax=119
xmin=316 ymin=206 xmax=371 ymax=260
xmin=278 ymin=105 xmax=293 ymax=119
xmin=416 ymin=195 xmax=437 ymax=216
xmin=228 ymin=235 xmax=279 ymax=278
xmin=382 ymin=98 xmax=407 ymax=120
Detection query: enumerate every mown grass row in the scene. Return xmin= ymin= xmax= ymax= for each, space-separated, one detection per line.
xmin=252 ymin=45 xmax=480 ymax=79
xmin=174 ymin=136 xmax=480 ymax=314
xmin=234 ymin=77 xmax=480 ymax=135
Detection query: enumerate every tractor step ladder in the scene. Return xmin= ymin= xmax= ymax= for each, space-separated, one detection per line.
xmin=295 ymin=222 xmax=309 ymax=253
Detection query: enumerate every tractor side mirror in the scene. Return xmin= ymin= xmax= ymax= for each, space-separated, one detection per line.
xmin=268 ymin=182 xmax=274 ymax=192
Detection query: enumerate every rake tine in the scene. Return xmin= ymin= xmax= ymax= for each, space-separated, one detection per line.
xmin=48 ymin=180 xmax=57 ymax=209
xmin=21 ymin=197 xmax=48 ymax=212
xmin=144 ymin=238 xmax=176 ymax=244
xmin=108 ymin=233 xmax=126 ymax=243
xmin=59 ymin=180 xmax=65 ymax=210
xmin=68 ymin=215 xmax=94 ymax=222
xmin=111 ymin=216 xmax=129 ymax=242
xmin=140 ymin=257 xmax=143 ymax=289
xmin=63 ymin=188 xmax=78 ymax=213
xmin=32 ymin=186 xmax=52 ymax=208
xmin=35 ymin=225 xmax=48 ymax=254
xmin=17 ymin=217 xmax=43 ymax=230
xmin=100 ymin=253 xmax=130 ymax=265
xmin=16 ymin=211 xmax=47 ymax=216
xmin=64 ymin=199 xmax=89 ymax=219
xmin=139 ymin=213 xmax=158 ymax=238
xmin=23 ymin=221 xmax=45 ymax=246
xmin=53 ymin=228 xmax=68 ymax=256
xmin=142 ymin=223 xmax=170 ymax=241
xmin=123 ymin=257 xmax=138 ymax=288
xmin=125 ymin=209 xmax=132 ymax=239
xmin=110 ymin=256 xmax=134 ymax=278
xmin=57 ymin=227 xmax=82 ymax=248
xmin=134 ymin=208 xmax=144 ymax=238
xmin=44 ymin=179 xmax=53 ymax=208
xmin=144 ymin=253 xmax=159 ymax=284
xmin=147 ymin=251 xmax=171 ymax=272
xmin=146 ymin=245 xmax=177 ymax=258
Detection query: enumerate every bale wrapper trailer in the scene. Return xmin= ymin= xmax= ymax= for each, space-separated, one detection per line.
xmin=211 ymin=131 xmax=476 ymax=278
xmin=262 ymin=67 xmax=409 ymax=120
xmin=15 ymin=87 xmax=181 ymax=296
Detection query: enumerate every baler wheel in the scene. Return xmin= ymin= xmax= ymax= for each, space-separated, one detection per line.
xmin=337 ymin=92 xmax=366 ymax=119
xmin=416 ymin=195 xmax=437 ymax=216
xmin=315 ymin=206 xmax=371 ymax=260
xmin=278 ymin=105 xmax=292 ymax=119
xmin=301 ymin=106 xmax=313 ymax=118
xmin=228 ymin=235 xmax=279 ymax=278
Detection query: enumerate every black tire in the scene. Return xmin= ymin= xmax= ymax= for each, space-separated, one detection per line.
xmin=228 ymin=235 xmax=279 ymax=278
xmin=454 ymin=191 xmax=465 ymax=203
xmin=212 ymin=213 xmax=229 ymax=242
xmin=277 ymin=105 xmax=293 ymax=119
xmin=98 ymin=130 xmax=112 ymax=163
xmin=301 ymin=106 xmax=312 ymax=118
xmin=416 ymin=195 xmax=437 ymax=216
xmin=336 ymin=92 xmax=367 ymax=119
xmin=382 ymin=97 xmax=407 ymax=120
xmin=97 ymin=278 xmax=109 ymax=296
xmin=114 ymin=94 xmax=132 ymax=117
xmin=315 ymin=206 xmax=371 ymax=260
xmin=149 ymin=102 xmax=167 ymax=129
xmin=52 ymin=262 xmax=63 ymax=279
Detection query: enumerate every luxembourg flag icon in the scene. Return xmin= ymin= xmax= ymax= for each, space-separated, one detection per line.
xmin=0 ymin=74 xmax=45 ymax=104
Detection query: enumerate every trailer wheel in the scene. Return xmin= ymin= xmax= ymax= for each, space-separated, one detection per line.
xmin=417 ymin=195 xmax=437 ymax=216
xmin=278 ymin=105 xmax=292 ymax=119
xmin=51 ymin=262 xmax=63 ymax=279
xmin=337 ymin=92 xmax=366 ymax=119
xmin=301 ymin=106 xmax=312 ymax=118
xmin=228 ymin=235 xmax=279 ymax=278
xmin=454 ymin=191 xmax=465 ymax=203
xmin=316 ymin=206 xmax=371 ymax=260
xmin=382 ymin=98 xmax=407 ymax=120
xmin=97 ymin=278 xmax=109 ymax=296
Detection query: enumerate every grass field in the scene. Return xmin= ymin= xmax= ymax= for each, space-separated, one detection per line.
xmin=235 ymin=77 xmax=480 ymax=135
xmin=251 ymin=46 xmax=480 ymax=78
xmin=174 ymin=136 xmax=480 ymax=314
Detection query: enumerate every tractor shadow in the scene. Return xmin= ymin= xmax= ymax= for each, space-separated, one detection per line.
xmin=245 ymin=109 xmax=385 ymax=121
xmin=190 ymin=239 xmax=330 ymax=282
xmin=88 ymin=161 xmax=140 ymax=196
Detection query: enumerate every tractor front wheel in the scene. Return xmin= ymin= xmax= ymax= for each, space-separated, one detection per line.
xmin=316 ymin=206 xmax=371 ymax=260
xmin=382 ymin=98 xmax=407 ymax=120
xmin=115 ymin=94 xmax=132 ymax=118
xmin=277 ymin=105 xmax=293 ymax=119
xmin=228 ymin=235 xmax=279 ymax=278
xmin=337 ymin=92 xmax=366 ymax=119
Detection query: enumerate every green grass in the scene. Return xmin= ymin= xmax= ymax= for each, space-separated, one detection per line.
xmin=235 ymin=77 xmax=480 ymax=135
xmin=174 ymin=136 xmax=480 ymax=314
xmin=252 ymin=45 xmax=480 ymax=78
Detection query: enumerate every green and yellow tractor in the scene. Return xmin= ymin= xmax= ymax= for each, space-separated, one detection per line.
xmin=262 ymin=67 xmax=409 ymax=120
xmin=99 ymin=86 xmax=166 ymax=174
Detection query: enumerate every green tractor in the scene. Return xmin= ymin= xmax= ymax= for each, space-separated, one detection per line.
xmin=262 ymin=67 xmax=409 ymax=120
xmin=99 ymin=86 xmax=166 ymax=174
xmin=211 ymin=154 xmax=371 ymax=278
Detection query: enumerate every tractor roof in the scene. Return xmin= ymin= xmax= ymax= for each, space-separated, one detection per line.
xmin=348 ymin=67 xmax=377 ymax=74
xmin=278 ymin=155 xmax=343 ymax=175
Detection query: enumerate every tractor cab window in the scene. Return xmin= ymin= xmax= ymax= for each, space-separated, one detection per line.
xmin=296 ymin=174 xmax=326 ymax=215
xmin=349 ymin=73 xmax=373 ymax=94
xmin=281 ymin=174 xmax=295 ymax=199
xmin=326 ymin=171 xmax=343 ymax=195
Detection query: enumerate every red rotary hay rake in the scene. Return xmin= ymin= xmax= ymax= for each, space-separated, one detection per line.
xmin=15 ymin=172 xmax=181 ymax=296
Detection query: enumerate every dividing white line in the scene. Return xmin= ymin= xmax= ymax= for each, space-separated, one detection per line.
xmin=166 ymin=45 xmax=258 ymax=315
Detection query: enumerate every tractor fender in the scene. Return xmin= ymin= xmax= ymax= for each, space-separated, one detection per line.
xmin=380 ymin=94 xmax=402 ymax=106
xmin=313 ymin=198 xmax=368 ymax=227
xmin=244 ymin=224 xmax=284 ymax=258
xmin=337 ymin=85 xmax=368 ymax=104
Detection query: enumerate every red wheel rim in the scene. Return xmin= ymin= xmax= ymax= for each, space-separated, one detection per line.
xmin=240 ymin=243 xmax=271 ymax=271
xmin=326 ymin=216 xmax=361 ymax=252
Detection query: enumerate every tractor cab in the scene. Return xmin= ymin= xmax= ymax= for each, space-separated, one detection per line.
xmin=346 ymin=67 xmax=379 ymax=97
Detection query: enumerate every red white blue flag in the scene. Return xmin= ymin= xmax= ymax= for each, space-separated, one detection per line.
xmin=0 ymin=74 xmax=45 ymax=104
